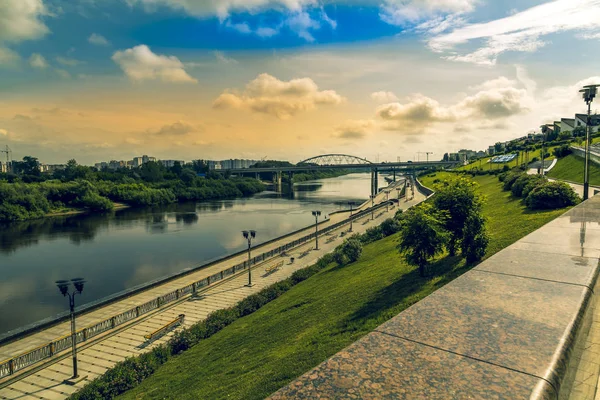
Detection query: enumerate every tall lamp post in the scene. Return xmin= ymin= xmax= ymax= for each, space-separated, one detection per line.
xmin=55 ymin=278 xmax=87 ymax=384
xmin=311 ymin=211 xmax=321 ymax=250
xmin=242 ymin=230 xmax=256 ymax=287
xmin=539 ymin=125 xmax=547 ymax=176
xmin=369 ymin=194 xmax=375 ymax=220
xmin=384 ymin=190 xmax=390 ymax=212
xmin=348 ymin=202 xmax=354 ymax=232
xmin=580 ymin=84 xmax=599 ymax=200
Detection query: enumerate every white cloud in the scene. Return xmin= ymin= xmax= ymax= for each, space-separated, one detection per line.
xmin=376 ymin=74 xmax=531 ymax=133
xmin=428 ymin=0 xmax=600 ymax=65
xmin=213 ymin=73 xmax=344 ymax=119
xmin=88 ymin=33 xmax=110 ymax=46
xmin=56 ymin=56 xmax=84 ymax=66
xmin=214 ymin=51 xmax=238 ymax=64
xmin=29 ymin=53 xmax=47 ymax=69
xmin=150 ymin=120 xmax=199 ymax=135
xmin=334 ymin=119 xmax=376 ymax=139
xmin=371 ymin=91 xmax=399 ymax=103
xmin=286 ymin=10 xmax=321 ymax=42
xmin=380 ymin=0 xmax=478 ymax=25
xmin=0 ymin=0 xmax=49 ymax=66
xmin=112 ymin=45 xmax=198 ymax=84
xmin=55 ymin=69 xmax=71 ymax=79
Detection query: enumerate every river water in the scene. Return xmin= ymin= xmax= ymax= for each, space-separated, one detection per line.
xmin=0 ymin=173 xmax=387 ymax=335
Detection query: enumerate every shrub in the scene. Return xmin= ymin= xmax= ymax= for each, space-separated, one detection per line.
xmin=380 ymin=217 xmax=401 ymax=237
xmin=553 ymin=144 xmax=572 ymax=158
xmin=511 ymin=174 xmax=546 ymax=198
xmin=525 ymin=181 xmax=580 ymax=210
xmin=359 ymin=226 xmax=384 ymax=244
xmin=461 ymin=212 xmax=489 ymax=264
xmin=502 ymin=171 xmax=524 ymax=191
xmin=332 ymin=237 xmax=363 ymax=266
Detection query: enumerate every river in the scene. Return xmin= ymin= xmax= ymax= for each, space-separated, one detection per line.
xmin=0 ymin=173 xmax=388 ymax=335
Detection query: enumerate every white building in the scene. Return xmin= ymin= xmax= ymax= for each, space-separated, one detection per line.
xmin=575 ymin=114 xmax=600 ymax=134
xmin=160 ymin=160 xmax=185 ymax=168
xmin=561 ymin=118 xmax=575 ymax=133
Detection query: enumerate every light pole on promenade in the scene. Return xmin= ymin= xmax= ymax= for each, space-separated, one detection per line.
xmin=242 ymin=230 xmax=256 ymax=287
xmin=311 ymin=211 xmax=321 ymax=250
xmin=55 ymin=278 xmax=87 ymax=385
xmin=348 ymin=202 xmax=354 ymax=232
xmin=369 ymin=194 xmax=375 ymax=220
xmin=580 ymin=84 xmax=599 ymax=200
xmin=384 ymin=190 xmax=390 ymax=212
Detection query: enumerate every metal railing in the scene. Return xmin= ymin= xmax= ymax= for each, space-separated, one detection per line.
xmin=0 ymin=200 xmax=392 ymax=380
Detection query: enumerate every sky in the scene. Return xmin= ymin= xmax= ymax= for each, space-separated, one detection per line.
xmin=1 ymin=0 xmax=600 ymax=165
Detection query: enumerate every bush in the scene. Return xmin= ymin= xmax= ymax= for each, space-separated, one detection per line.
xmin=332 ymin=237 xmax=363 ymax=266
xmin=511 ymin=174 xmax=546 ymax=198
xmin=461 ymin=212 xmax=489 ymax=264
xmin=380 ymin=217 xmax=401 ymax=237
xmin=502 ymin=171 xmax=523 ymax=191
xmin=553 ymin=144 xmax=572 ymax=158
xmin=525 ymin=181 xmax=580 ymax=210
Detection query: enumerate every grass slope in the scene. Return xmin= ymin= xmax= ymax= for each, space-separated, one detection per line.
xmin=546 ymin=154 xmax=600 ymax=186
xmin=120 ymin=175 xmax=568 ymax=400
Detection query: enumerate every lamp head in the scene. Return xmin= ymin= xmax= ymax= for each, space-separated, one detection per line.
xmin=242 ymin=230 xmax=249 ymax=239
xmin=71 ymin=278 xmax=85 ymax=294
xmin=250 ymin=230 xmax=256 ymax=238
xmin=55 ymin=280 xmax=69 ymax=296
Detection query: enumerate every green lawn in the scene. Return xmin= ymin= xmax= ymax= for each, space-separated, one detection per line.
xmin=546 ymin=154 xmax=600 ymax=186
xmin=119 ymin=174 xmax=568 ymax=400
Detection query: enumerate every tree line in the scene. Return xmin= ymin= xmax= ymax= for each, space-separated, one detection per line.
xmin=0 ymin=157 xmax=264 ymax=222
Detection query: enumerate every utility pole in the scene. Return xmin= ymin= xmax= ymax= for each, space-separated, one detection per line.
xmin=425 ymin=152 xmax=433 ymax=163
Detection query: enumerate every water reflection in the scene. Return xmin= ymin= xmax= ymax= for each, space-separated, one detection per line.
xmin=0 ymin=173 xmax=388 ymax=334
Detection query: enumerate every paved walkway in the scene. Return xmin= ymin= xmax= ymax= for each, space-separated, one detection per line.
xmin=0 ymin=182 xmax=424 ymax=400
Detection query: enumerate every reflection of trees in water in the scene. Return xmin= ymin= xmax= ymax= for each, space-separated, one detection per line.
xmin=176 ymin=213 xmax=199 ymax=225
xmin=294 ymin=183 xmax=323 ymax=192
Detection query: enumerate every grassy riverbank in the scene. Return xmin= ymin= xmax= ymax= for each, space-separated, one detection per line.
xmin=546 ymin=154 xmax=600 ymax=186
xmin=118 ymin=173 xmax=568 ymax=400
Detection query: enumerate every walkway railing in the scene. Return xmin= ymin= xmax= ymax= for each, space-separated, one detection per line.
xmin=0 ymin=200 xmax=393 ymax=380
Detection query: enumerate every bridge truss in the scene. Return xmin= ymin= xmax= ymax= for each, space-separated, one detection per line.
xmin=298 ymin=154 xmax=372 ymax=166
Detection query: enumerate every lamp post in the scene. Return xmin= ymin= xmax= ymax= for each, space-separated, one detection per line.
xmin=539 ymin=125 xmax=547 ymax=176
xmin=311 ymin=211 xmax=321 ymax=250
xmin=369 ymin=194 xmax=375 ymax=220
xmin=385 ymin=190 xmax=390 ymax=212
xmin=242 ymin=230 xmax=256 ymax=287
xmin=348 ymin=202 xmax=354 ymax=232
xmin=580 ymin=84 xmax=599 ymax=200
xmin=55 ymin=278 xmax=87 ymax=384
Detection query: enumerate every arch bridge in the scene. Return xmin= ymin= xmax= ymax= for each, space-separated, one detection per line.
xmin=298 ymin=154 xmax=372 ymax=166
xmin=226 ymin=154 xmax=460 ymax=195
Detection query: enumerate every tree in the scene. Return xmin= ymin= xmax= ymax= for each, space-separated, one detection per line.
xmin=443 ymin=153 xmax=449 ymax=162
xmin=573 ymin=126 xmax=586 ymax=137
xmin=461 ymin=212 xmax=489 ymax=264
xmin=558 ymin=131 xmax=572 ymax=141
xmin=171 ymin=161 xmax=183 ymax=176
xmin=13 ymin=156 xmax=41 ymax=176
xmin=432 ymin=177 xmax=482 ymax=256
xmin=398 ymin=204 xmax=447 ymax=277
xmin=191 ymin=160 xmax=209 ymax=174
xmin=139 ymin=161 xmax=164 ymax=182
xmin=494 ymin=142 xmax=503 ymax=153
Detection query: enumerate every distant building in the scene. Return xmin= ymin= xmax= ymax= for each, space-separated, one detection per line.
xmin=575 ymin=114 xmax=600 ymax=133
xmin=0 ymin=161 xmax=9 ymax=173
xmin=487 ymin=146 xmax=496 ymax=155
xmin=205 ymin=159 xmax=259 ymax=170
xmin=39 ymin=164 xmax=66 ymax=174
xmin=160 ymin=160 xmax=185 ymax=168
xmin=561 ymin=118 xmax=575 ymax=132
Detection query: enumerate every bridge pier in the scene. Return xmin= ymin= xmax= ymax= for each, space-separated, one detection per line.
xmin=370 ymin=168 xmax=379 ymax=197
xmin=272 ymin=171 xmax=282 ymax=192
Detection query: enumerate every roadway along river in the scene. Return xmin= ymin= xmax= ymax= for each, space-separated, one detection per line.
xmin=0 ymin=173 xmax=389 ymax=336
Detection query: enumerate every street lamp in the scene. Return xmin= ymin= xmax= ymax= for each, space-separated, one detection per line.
xmin=55 ymin=278 xmax=87 ymax=384
xmin=580 ymin=84 xmax=599 ymax=200
xmin=539 ymin=125 xmax=547 ymax=176
xmin=384 ymin=190 xmax=390 ymax=212
xmin=347 ymin=202 xmax=354 ymax=232
xmin=369 ymin=194 xmax=376 ymax=220
xmin=311 ymin=211 xmax=321 ymax=250
xmin=242 ymin=230 xmax=256 ymax=287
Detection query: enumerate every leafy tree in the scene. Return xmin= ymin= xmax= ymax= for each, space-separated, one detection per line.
xmin=432 ymin=177 xmax=482 ymax=256
xmin=573 ymin=126 xmax=586 ymax=137
xmin=170 ymin=161 xmax=183 ymax=176
xmin=558 ymin=131 xmax=572 ymax=141
xmin=398 ymin=204 xmax=447 ymax=277
xmin=553 ymin=144 xmax=572 ymax=158
xmin=461 ymin=212 xmax=489 ymax=264
xmin=494 ymin=142 xmax=503 ymax=153
xmin=380 ymin=217 xmax=401 ymax=237
xmin=442 ymin=153 xmax=449 ymax=161
xmin=191 ymin=160 xmax=209 ymax=174
xmin=140 ymin=161 xmax=164 ymax=182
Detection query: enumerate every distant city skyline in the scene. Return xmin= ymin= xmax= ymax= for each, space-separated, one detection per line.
xmin=1 ymin=0 xmax=600 ymax=164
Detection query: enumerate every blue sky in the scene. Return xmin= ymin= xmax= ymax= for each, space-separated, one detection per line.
xmin=1 ymin=0 xmax=600 ymax=164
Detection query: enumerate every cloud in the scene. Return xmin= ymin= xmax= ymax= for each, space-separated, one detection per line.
xmin=55 ymin=69 xmax=71 ymax=79
xmin=151 ymin=120 xmax=198 ymax=135
xmin=213 ymin=73 xmax=344 ymax=119
xmin=427 ymin=0 xmax=600 ymax=65
xmin=88 ymin=33 xmax=110 ymax=46
xmin=376 ymin=74 xmax=531 ymax=133
xmin=371 ymin=91 xmax=399 ymax=103
xmin=56 ymin=56 xmax=84 ymax=67
xmin=112 ymin=45 xmax=197 ymax=84
xmin=334 ymin=119 xmax=376 ymax=139
xmin=380 ymin=0 xmax=478 ymax=25
xmin=0 ymin=0 xmax=49 ymax=65
xmin=214 ymin=51 xmax=238 ymax=64
xmin=0 ymin=129 xmax=7 ymax=136
xmin=127 ymin=0 xmax=334 ymax=41
xmin=29 ymin=53 xmax=48 ymax=69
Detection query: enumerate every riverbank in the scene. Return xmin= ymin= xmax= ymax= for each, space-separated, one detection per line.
xmin=115 ymin=174 xmax=569 ymax=400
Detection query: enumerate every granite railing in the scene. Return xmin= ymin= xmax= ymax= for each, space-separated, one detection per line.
xmin=0 ymin=199 xmax=394 ymax=381
xmin=270 ymin=198 xmax=600 ymax=399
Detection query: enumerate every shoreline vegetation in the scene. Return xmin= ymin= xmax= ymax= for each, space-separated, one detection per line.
xmin=0 ymin=158 xmax=351 ymax=223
